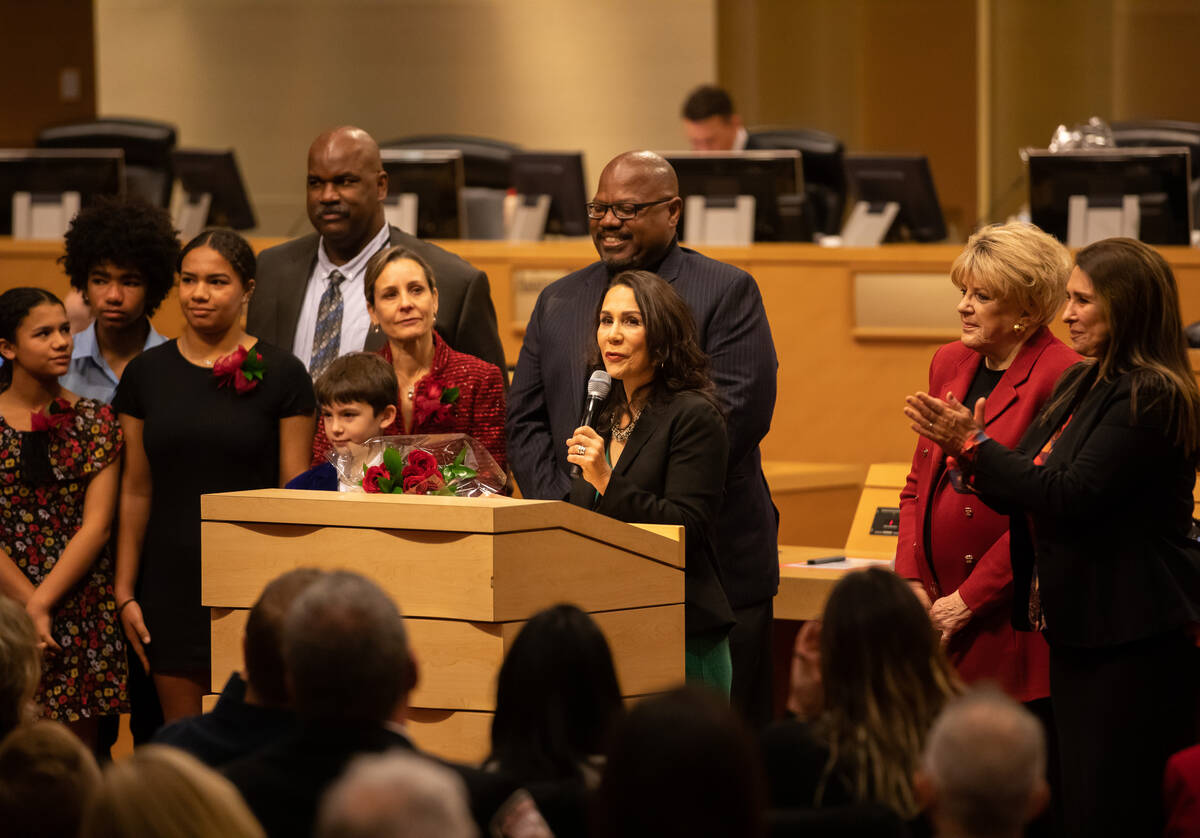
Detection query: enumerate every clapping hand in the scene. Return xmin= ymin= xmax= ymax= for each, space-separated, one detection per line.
xmin=904 ymin=391 xmax=986 ymax=457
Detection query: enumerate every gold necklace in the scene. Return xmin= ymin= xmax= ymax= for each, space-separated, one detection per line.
xmin=610 ymin=406 xmax=644 ymax=442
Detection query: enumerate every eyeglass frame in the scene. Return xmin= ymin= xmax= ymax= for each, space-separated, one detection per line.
xmin=584 ymin=197 xmax=677 ymax=221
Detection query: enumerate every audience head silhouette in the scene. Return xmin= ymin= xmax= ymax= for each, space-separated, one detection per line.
xmin=0 ymin=721 xmax=101 ymax=838
xmin=817 ymin=567 xmax=961 ymax=817
xmin=283 ymin=570 xmax=415 ymax=724
xmin=917 ymin=687 xmax=1049 ymax=838
xmin=597 ymin=686 xmax=766 ymax=838
xmin=242 ymin=567 xmax=324 ymax=708
xmin=316 ymin=751 xmax=478 ymax=838
xmin=80 ymin=744 xmax=265 ymax=838
xmin=0 ymin=594 xmax=40 ymax=738
xmin=489 ymin=603 xmax=622 ymax=783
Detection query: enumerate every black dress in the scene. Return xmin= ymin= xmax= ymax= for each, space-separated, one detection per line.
xmin=112 ymin=341 xmax=314 ymax=672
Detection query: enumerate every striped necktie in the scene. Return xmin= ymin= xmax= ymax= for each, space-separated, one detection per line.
xmin=309 ymin=269 xmax=345 ymax=379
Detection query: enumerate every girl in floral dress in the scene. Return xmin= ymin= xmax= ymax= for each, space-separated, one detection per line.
xmin=0 ymin=287 xmax=127 ymax=746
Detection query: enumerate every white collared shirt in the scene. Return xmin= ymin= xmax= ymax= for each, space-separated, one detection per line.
xmin=733 ymin=125 xmax=749 ymax=151
xmin=291 ymin=223 xmax=392 ymax=371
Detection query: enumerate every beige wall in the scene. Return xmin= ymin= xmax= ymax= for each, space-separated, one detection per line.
xmin=985 ymin=0 xmax=1200 ymax=221
xmin=716 ymin=0 xmax=978 ymax=241
xmin=94 ymin=0 xmax=717 ymax=236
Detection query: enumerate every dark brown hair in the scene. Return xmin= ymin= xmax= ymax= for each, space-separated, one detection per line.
xmin=0 ymin=287 xmax=64 ymax=391
xmin=312 ymin=352 xmax=399 ymax=415
xmin=589 ymin=270 xmax=720 ymax=429
xmin=1058 ymin=238 xmax=1200 ymax=455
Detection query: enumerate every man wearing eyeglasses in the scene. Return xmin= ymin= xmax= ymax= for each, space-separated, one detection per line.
xmin=507 ymin=150 xmax=779 ymax=727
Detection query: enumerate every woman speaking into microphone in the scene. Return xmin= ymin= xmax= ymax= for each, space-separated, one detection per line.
xmin=566 ymin=270 xmax=734 ymax=693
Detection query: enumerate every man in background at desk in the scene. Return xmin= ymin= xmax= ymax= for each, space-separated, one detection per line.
xmin=681 ymin=84 xmax=747 ymax=151
xmin=507 ymin=150 xmax=779 ymax=727
xmin=247 ymin=126 xmax=505 ymax=379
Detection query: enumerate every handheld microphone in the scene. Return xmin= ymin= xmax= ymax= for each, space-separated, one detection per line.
xmin=570 ymin=370 xmax=612 ymax=478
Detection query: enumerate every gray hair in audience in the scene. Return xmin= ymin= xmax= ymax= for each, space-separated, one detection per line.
xmin=283 ymin=570 xmax=414 ymax=723
xmin=0 ymin=721 xmax=101 ymax=838
xmin=921 ymin=686 xmax=1046 ymax=838
xmin=316 ymin=752 xmax=478 ymax=838
xmin=0 ymin=595 xmax=40 ymax=738
xmin=80 ymin=744 xmax=264 ymax=838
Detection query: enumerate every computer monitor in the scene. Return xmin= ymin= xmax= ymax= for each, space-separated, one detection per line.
xmin=380 ymin=149 xmax=465 ymax=239
xmin=664 ymin=150 xmax=808 ymax=242
xmin=843 ymin=154 xmax=947 ymax=243
xmin=747 ymin=128 xmax=847 ymax=236
xmin=0 ymin=149 xmax=125 ymax=235
xmin=509 ymin=152 xmax=590 ymax=237
xmin=1026 ymin=147 xmax=1193 ymax=245
xmin=170 ymin=148 xmax=256 ymax=230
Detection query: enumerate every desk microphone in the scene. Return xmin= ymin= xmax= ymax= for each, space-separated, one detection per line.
xmin=570 ymin=370 xmax=612 ymax=478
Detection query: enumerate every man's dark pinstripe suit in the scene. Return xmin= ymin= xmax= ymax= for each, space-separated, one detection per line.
xmin=507 ymin=239 xmax=779 ymax=722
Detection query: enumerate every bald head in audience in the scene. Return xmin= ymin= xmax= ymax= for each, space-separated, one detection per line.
xmin=916 ymin=687 xmax=1049 ymax=838
xmin=307 ymin=126 xmax=389 ymax=265
xmin=317 ymin=752 xmax=478 ymax=838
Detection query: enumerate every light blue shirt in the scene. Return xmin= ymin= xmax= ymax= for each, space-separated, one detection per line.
xmin=60 ymin=321 xmax=168 ymax=403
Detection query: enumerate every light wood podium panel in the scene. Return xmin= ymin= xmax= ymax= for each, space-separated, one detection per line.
xmin=201 ymin=490 xmax=684 ymax=763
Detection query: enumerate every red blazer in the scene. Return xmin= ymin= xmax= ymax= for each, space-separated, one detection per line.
xmin=895 ymin=327 xmax=1079 ymax=701
xmin=311 ymin=333 xmax=507 ymax=473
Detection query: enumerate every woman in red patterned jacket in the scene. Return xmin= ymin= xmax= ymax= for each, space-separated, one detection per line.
xmin=311 ymin=245 xmax=506 ymax=473
xmin=896 ymin=223 xmax=1078 ymax=704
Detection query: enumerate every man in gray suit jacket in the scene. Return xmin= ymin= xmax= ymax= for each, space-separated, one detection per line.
xmin=247 ymin=126 xmax=505 ymax=375
xmin=507 ymin=151 xmax=779 ymax=726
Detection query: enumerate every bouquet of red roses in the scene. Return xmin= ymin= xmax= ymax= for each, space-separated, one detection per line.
xmin=328 ymin=433 xmax=506 ymax=497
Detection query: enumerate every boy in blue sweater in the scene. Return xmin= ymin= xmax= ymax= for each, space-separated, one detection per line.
xmin=285 ymin=353 xmax=398 ymax=491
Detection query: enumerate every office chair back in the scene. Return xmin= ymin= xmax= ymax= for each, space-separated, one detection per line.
xmin=36 ymin=117 xmax=177 ymax=208
xmin=747 ymin=127 xmax=847 ymax=236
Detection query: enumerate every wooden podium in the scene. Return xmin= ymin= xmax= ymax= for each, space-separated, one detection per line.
xmin=200 ymin=490 xmax=685 ymax=763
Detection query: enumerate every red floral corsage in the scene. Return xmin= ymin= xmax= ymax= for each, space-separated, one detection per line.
xmin=412 ymin=378 xmax=460 ymax=427
xmin=31 ymin=398 xmax=73 ymax=436
xmin=213 ymin=345 xmax=266 ymax=394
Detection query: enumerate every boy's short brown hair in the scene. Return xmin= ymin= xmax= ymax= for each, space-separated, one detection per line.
xmin=313 ymin=353 xmax=399 ymax=416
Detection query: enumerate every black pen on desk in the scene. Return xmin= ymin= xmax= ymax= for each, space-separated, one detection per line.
xmin=806 ymin=556 xmax=844 ymax=565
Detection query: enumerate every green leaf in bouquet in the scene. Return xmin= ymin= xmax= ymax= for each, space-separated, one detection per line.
xmin=441 ymin=387 xmax=460 ymax=404
xmin=382 ymin=447 xmax=406 ymax=477
xmin=451 ymin=446 xmax=468 ymax=466
xmin=442 ymin=464 xmax=478 ymax=482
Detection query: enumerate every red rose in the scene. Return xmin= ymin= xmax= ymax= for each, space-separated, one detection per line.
xmin=424 ymin=381 xmax=444 ymax=400
xmin=401 ymin=449 xmax=439 ymax=482
xmin=403 ymin=472 xmax=446 ymax=494
xmin=362 ymin=464 xmax=391 ymax=493
xmin=213 ymin=346 xmax=265 ymax=394
xmin=212 ymin=345 xmax=248 ymax=378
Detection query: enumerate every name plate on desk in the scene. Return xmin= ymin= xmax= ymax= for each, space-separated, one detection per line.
xmin=869 ymin=506 xmax=900 ymax=536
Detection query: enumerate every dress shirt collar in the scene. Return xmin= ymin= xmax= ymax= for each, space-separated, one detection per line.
xmin=315 ymin=222 xmax=392 ymax=284
xmin=63 ymin=320 xmax=167 ymax=402
xmin=733 ymin=125 xmax=749 ymax=151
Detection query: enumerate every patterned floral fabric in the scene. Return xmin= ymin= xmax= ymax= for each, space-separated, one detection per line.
xmin=0 ymin=398 xmax=128 ymax=721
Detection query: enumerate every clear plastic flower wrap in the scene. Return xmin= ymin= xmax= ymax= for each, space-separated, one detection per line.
xmin=327 ymin=433 xmax=507 ymax=497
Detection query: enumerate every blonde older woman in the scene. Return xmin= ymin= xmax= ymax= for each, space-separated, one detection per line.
xmin=896 ymin=223 xmax=1079 ymax=705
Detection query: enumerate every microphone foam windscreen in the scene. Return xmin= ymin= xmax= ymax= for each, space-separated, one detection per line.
xmin=587 ymin=370 xmax=612 ymax=399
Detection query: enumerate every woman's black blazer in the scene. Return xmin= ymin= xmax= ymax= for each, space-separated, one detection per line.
xmin=569 ymin=390 xmax=735 ymax=636
xmin=972 ymin=364 xmax=1200 ymax=648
